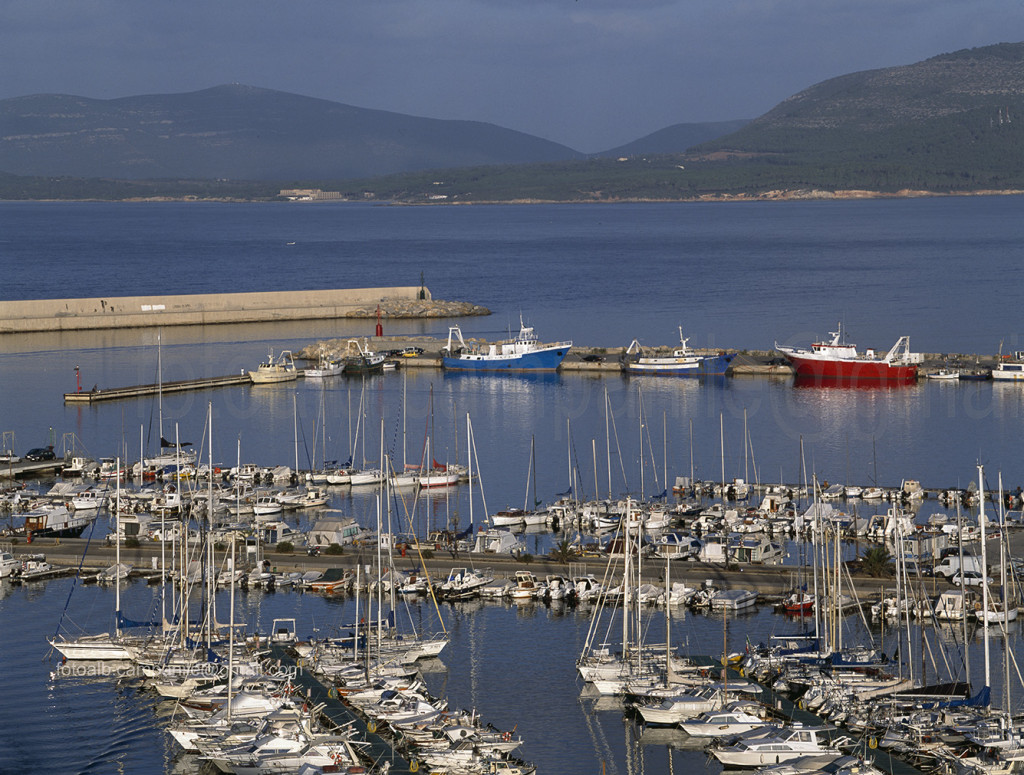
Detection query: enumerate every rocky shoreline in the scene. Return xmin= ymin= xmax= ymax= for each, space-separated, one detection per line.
xmin=339 ymin=298 xmax=490 ymax=319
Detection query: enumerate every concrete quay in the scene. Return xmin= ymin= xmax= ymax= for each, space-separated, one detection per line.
xmin=8 ymin=535 xmax=938 ymax=602
xmin=0 ymin=287 xmax=490 ymax=334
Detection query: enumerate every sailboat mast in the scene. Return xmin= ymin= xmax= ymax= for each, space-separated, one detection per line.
xmin=812 ymin=473 xmax=822 ymax=651
xmin=115 ymin=456 xmax=121 ymax=637
xmin=293 ymin=393 xmax=299 ymax=474
xmin=605 ymin=387 xmax=612 ymax=499
xmin=638 ymin=386 xmax=644 ymax=501
xmin=227 ymin=526 xmax=236 ymax=722
xmin=523 ymin=438 xmax=534 ymax=512
xmin=207 ymin=404 xmax=215 ymax=648
xmin=744 ymin=408 xmax=749 ymax=485
xmin=402 ymin=369 xmax=408 ymax=471
xmin=998 ymin=472 xmax=1011 ymax=716
xmin=720 ymin=412 xmax=725 ymax=494
xmin=467 ymin=414 xmax=473 ymax=530
xmin=532 ymin=435 xmax=537 ymax=509
xmin=567 ymin=418 xmax=573 ymax=499
xmin=158 ymin=330 xmax=164 ymax=448
xmin=689 ymin=419 xmax=694 ymax=486
xmin=664 ymin=557 xmax=674 ymax=684
xmin=663 ymin=412 xmax=667 ymax=499
xmin=978 ymin=464 xmax=991 ymax=691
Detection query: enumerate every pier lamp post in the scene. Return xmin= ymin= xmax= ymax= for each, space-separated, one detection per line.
xmin=74 ymin=365 xmax=81 ymax=393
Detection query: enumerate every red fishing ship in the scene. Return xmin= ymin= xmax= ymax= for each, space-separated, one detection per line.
xmin=775 ymin=323 xmax=918 ymax=383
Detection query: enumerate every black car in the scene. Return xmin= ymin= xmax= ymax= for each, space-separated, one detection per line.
xmin=24 ymin=447 xmax=55 ymax=461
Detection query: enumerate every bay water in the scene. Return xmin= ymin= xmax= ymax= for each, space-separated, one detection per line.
xmin=1 ymin=197 xmax=1023 ymax=773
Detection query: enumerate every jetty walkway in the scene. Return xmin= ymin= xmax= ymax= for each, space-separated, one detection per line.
xmin=266 ymin=644 xmax=416 ymax=774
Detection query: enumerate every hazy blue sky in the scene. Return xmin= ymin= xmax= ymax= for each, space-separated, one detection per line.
xmin=3 ymin=0 xmax=1023 ymax=152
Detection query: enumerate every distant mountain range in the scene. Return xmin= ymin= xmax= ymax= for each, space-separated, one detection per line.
xmin=0 ymin=85 xmax=583 ymax=180
xmin=2 ymin=41 xmax=1023 ymax=200
xmin=0 ymin=84 xmax=742 ymax=182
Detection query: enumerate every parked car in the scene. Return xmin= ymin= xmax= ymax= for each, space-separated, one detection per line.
xmin=24 ymin=447 xmax=55 ymax=461
xmin=952 ymin=570 xmax=993 ymax=587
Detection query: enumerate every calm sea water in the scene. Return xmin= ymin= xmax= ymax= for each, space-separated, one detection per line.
xmin=1 ymin=198 xmax=1023 ymax=774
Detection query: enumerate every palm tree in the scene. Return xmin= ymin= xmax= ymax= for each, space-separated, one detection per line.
xmin=861 ymin=546 xmax=893 ymax=577
xmin=549 ymin=537 xmax=578 ymax=564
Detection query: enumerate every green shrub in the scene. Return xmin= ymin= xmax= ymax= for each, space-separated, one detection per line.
xmin=325 ymin=543 xmax=344 ymax=556
xmin=421 ymin=549 xmax=434 ymax=560
xmin=125 ymin=537 xmax=141 ymax=549
xmin=276 ymin=541 xmax=294 ymax=554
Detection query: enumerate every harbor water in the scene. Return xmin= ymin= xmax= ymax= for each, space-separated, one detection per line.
xmin=2 ymin=197 xmax=1024 ymax=773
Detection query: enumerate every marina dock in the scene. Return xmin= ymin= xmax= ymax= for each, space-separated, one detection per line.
xmin=63 ymin=373 xmax=251 ymax=404
xmin=267 ymin=644 xmax=417 ymax=774
xmin=0 ymin=459 xmax=66 ymax=479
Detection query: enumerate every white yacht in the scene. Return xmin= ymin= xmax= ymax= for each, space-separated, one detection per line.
xmin=712 ymin=724 xmax=843 ymax=768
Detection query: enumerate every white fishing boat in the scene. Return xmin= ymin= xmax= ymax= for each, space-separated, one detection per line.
xmin=248 ymin=349 xmax=298 ymax=384
xmin=625 ymin=327 xmax=736 ymax=376
xmin=925 ymin=368 xmax=960 ymax=380
xmin=304 ymin=345 xmax=343 ymax=378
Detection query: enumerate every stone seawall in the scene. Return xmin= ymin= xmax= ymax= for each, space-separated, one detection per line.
xmin=0 ymin=286 xmax=480 ymax=333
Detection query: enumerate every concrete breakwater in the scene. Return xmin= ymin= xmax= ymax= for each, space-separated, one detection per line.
xmin=0 ymin=287 xmax=490 ymax=333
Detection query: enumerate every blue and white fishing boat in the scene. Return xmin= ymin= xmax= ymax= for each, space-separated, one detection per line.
xmin=625 ymin=328 xmax=735 ymax=376
xmin=442 ymin=319 xmax=571 ymax=371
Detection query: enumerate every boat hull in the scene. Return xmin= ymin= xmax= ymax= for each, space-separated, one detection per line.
xmin=248 ymin=370 xmax=297 ymax=384
xmin=49 ymin=636 xmax=135 ymax=661
xmin=784 ymin=354 xmax=917 ymax=383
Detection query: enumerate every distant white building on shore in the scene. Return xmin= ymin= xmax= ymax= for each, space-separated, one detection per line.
xmin=278 ymin=188 xmax=342 ymax=201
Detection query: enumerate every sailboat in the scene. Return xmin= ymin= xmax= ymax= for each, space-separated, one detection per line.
xmin=417 ymin=386 xmax=464 ymax=488
xmin=348 ymin=385 xmax=383 ymax=486
xmin=133 ymin=333 xmax=198 ymax=479
xmin=50 ymin=459 xmax=142 ymax=661
xmin=974 ymin=473 xmax=1019 ymax=624
xmin=390 ymin=371 xmax=420 ymax=488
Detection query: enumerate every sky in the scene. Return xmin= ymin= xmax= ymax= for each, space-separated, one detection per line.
xmin=3 ymin=0 xmax=1024 ymax=153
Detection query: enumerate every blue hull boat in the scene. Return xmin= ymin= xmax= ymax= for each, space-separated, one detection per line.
xmin=442 ymin=320 xmax=571 ymax=372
